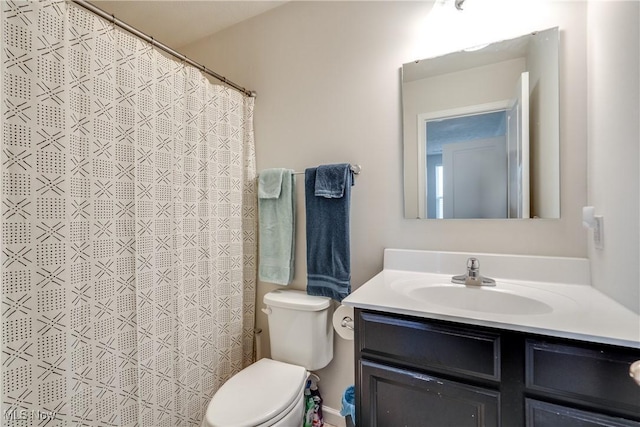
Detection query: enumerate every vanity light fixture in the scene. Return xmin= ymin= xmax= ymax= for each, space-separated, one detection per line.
xmin=419 ymin=0 xmax=551 ymax=61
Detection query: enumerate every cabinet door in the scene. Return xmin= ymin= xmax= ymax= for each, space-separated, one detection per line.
xmin=359 ymin=359 xmax=500 ymax=427
xmin=526 ymin=399 xmax=640 ymax=427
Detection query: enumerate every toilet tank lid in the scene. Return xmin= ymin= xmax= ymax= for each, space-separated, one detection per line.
xmin=264 ymin=290 xmax=330 ymax=311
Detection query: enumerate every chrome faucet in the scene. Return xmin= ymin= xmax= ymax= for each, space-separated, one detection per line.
xmin=452 ymin=257 xmax=496 ymax=286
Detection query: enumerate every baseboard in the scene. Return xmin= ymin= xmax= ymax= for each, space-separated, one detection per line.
xmin=323 ymin=406 xmax=346 ymax=427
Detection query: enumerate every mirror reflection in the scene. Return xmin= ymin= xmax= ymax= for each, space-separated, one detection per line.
xmin=402 ymin=27 xmax=559 ymax=219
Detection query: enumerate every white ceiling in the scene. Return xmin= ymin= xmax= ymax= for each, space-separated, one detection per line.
xmin=92 ymin=1 xmax=287 ymax=49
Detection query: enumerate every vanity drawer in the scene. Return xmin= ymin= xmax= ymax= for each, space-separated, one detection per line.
xmin=526 ymin=399 xmax=640 ymax=427
xmin=357 ymin=310 xmax=501 ymax=381
xmin=526 ymin=340 xmax=640 ymax=416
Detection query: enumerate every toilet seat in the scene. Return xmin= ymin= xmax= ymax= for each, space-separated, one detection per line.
xmin=203 ymin=358 xmax=307 ymax=427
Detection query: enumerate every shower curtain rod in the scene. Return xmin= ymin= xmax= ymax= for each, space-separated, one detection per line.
xmin=70 ymin=0 xmax=256 ymax=98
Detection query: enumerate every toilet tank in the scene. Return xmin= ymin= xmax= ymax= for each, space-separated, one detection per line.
xmin=263 ymin=290 xmax=333 ymax=371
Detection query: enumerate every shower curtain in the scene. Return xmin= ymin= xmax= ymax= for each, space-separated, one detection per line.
xmin=1 ymin=1 xmax=257 ymax=425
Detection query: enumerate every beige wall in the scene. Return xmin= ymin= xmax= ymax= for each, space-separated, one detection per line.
xmin=183 ymin=0 xmax=592 ymax=412
xmin=587 ymin=1 xmax=640 ymax=313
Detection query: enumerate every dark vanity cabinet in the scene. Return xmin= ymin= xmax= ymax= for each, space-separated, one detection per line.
xmin=354 ymin=309 xmax=640 ymax=427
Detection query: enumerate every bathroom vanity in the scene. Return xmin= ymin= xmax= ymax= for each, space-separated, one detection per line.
xmin=342 ymin=249 xmax=640 ymax=427
xmin=355 ymin=308 xmax=640 ymax=426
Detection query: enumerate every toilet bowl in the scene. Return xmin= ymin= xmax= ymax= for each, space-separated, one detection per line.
xmin=202 ymin=358 xmax=307 ymax=427
xmin=202 ymin=290 xmax=334 ymax=427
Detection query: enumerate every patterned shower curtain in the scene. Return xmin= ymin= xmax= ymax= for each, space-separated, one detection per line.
xmin=1 ymin=1 xmax=257 ymax=425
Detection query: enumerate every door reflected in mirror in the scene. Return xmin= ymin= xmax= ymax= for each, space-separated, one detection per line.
xmin=402 ymin=27 xmax=559 ymax=219
xmin=424 ymin=108 xmax=508 ymax=219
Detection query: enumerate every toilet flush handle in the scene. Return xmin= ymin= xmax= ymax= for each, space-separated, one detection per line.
xmin=261 ymin=307 xmax=272 ymax=316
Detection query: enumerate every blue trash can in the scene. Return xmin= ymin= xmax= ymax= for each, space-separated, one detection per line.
xmin=340 ymin=385 xmax=355 ymax=427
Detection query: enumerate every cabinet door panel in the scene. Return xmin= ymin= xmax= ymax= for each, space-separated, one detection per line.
xmin=526 ymin=399 xmax=640 ymax=427
xmin=360 ymin=359 xmax=500 ymax=427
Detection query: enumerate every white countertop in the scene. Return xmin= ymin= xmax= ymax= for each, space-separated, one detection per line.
xmin=342 ymin=249 xmax=640 ymax=349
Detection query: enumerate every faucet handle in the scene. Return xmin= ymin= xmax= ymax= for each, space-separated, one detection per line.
xmin=467 ymin=257 xmax=479 ymax=271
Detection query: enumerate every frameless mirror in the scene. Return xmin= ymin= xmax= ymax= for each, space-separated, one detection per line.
xmin=402 ymin=27 xmax=559 ymax=219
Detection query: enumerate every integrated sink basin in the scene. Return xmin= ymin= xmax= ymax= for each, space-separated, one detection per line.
xmin=403 ymin=284 xmax=552 ymax=315
xmin=390 ymin=276 xmax=577 ymax=316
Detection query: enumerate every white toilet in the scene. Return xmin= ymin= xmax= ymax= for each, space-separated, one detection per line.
xmin=202 ymin=290 xmax=334 ymax=427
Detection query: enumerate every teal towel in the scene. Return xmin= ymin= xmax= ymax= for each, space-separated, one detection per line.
xmin=258 ymin=169 xmax=295 ymax=285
